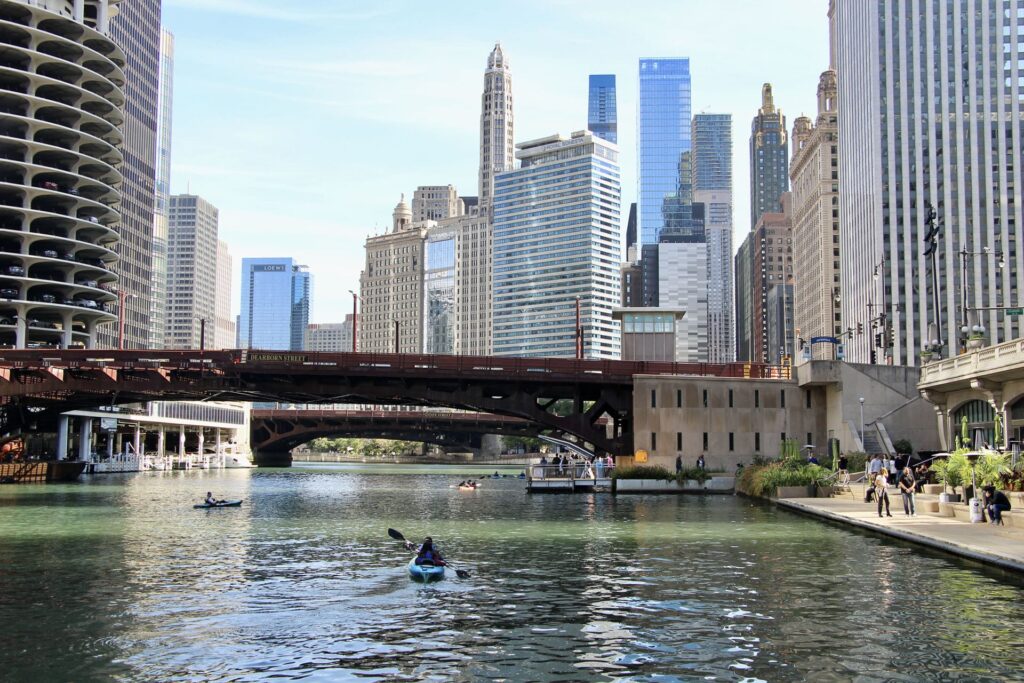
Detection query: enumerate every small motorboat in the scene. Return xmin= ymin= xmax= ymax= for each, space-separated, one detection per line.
xmin=193 ymin=499 xmax=243 ymax=509
xmin=457 ymin=484 xmax=478 ymax=491
xmin=408 ymin=558 xmax=445 ymax=583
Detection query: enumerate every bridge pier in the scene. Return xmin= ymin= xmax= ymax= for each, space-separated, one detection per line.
xmin=253 ymin=449 xmax=292 ymax=468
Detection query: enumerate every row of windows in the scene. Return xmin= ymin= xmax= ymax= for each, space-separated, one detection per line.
xmin=651 ymin=430 xmax=814 ymax=453
xmin=650 ymin=387 xmax=810 ymax=410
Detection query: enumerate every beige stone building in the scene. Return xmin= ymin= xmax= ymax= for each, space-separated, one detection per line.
xmin=412 ymin=185 xmax=464 ymax=222
xmin=359 ymin=196 xmax=430 ymax=354
xmin=790 ymin=69 xmax=841 ymax=360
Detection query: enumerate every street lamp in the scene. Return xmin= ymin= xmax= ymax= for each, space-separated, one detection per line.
xmin=347 ymin=289 xmax=359 ymax=352
xmin=859 ymin=396 xmax=865 ymax=449
xmin=958 ymin=245 xmax=1004 ymax=349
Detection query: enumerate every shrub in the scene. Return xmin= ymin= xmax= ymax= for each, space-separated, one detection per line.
xmin=735 ymin=459 xmax=831 ymax=498
xmin=843 ymin=451 xmax=868 ymax=474
xmin=975 ymin=452 xmax=1011 ymax=487
xmin=611 ymin=465 xmax=674 ymax=481
xmin=893 ymin=439 xmax=913 ymax=455
xmin=675 ymin=465 xmax=716 ymax=485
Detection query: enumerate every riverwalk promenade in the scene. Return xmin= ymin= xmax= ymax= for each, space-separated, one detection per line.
xmin=775 ymin=483 xmax=1024 ymax=574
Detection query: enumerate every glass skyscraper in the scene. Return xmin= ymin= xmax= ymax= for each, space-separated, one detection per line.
xmin=424 ymin=227 xmax=456 ymax=354
xmin=238 ymin=258 xmax=310 ymax=351
xmin=637 ymin=58 xmax=691 ymax=246
xmin=588 ymin=74 xmax=617 ymax=144
xmin=493 ymin=132 xmax=621 ymax=359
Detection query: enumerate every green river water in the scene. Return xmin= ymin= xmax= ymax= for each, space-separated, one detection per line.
xmin=1 ymin=463 xmax=1023 ymax=682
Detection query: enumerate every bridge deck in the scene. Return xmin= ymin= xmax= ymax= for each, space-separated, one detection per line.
xmin=526 ymin=475 xmax=612 ymax=493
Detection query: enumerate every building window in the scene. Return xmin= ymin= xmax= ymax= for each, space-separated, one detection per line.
xmin=729 ymin=432 xmax=734 ymax=451
xmin=651 ymin=389 xmax=657 ymax=408
xmin=728 ymin=389 xmax=734 ymax=408
xmin=755 ymin=432 xmax=761 ymax=451
xmin=677 ymin=389 xmax=682 ymax=408
xmin=781 ymin=390 xmax=786 ymax=408
xmin=755 ymin=390 xmax=760 ymax=408
xmin=676 ymin=432 xmax=682 ymax=450
xmin=703 ymin=432 xmax=708 ymax=451
xmin=805 ymin=391 xmax=811 ymax=409
xmin=703 ymin=389 xmax=708 ymax=407
xmin=781 ymin=432 xmax=786 ymax=443
xmin=651 ymin=432 xmax=657 ymax=450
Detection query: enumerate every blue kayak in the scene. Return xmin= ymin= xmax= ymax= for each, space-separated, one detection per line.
xmin=193 ymin=499 xmax=243 ymax=509
xmin=408 ymin=558 xmax=445 ymax=583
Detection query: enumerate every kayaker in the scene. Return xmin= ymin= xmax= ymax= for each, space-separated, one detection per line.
xmin=204 ymin=492 xmax=221 ymax=505
xmin=414 ymin=537 xmax=447 ymax=566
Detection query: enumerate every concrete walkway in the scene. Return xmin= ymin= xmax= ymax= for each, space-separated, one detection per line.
xmin=774 ymin=484 xmax=1024 ymax=574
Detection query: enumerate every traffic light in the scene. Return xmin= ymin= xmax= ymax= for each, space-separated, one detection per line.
xmin=890 ymin=326 xmax=896 ymax=347
xmin=857 ymin=322 xmax=864 ymax=335
xmin=874 ymin=333 xmax=883 ymax=348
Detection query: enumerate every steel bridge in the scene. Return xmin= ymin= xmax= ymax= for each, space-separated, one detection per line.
xmin=0 ymin=348 xmax=782 ymax=460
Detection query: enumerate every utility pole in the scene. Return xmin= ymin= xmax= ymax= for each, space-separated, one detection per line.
xmin=348 ymin=290 xmax=358 ymax=352
xmin=575 ymin=296 xmax=582 ymax=360
xmin=393 ymin=319 xmax=399 ymax=354
xmin=923 ymin=203 xmax=943 ymax=355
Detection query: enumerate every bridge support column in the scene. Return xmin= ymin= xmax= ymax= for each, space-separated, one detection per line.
xmin=178 ymin=429 xmax=185 ymax=460
xmin=253 ymin=449 xmax=292 ymax=467
xmin=157 ymin=426 xmax=165 ymax=457
xmin=197 ymin=430 xmax=204 ymax=465
xmin=215 ymin=429 xmax=222 ymax=467
xmin=77 ymin=417 xmax=92 ymax=462
xmin=133 ymin=425 xmax=141 ymax=456
xmin=55 ymin=415 xmax=69 ymax=461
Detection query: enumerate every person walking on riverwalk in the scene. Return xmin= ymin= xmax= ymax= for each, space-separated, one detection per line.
xmin=898 ymin=466 xmax=916 ymax=517
xmin=868 ymin=454 xmax=882 ymax=482
xmin=676 ymin=454 xmax=683 ymax=473
xmin=875 ymin=468 xmax=893 ymax=517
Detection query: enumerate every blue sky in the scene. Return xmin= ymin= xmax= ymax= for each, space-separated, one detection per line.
xmin=163 ymin=0 xmax=829 ymax=323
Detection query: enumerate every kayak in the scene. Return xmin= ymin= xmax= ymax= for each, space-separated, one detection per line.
xmin=408 ymin=558 xmax=445 ymax=583
xmin=457 ymin=485 xmax=478 ymax=491
xmin=193 ymin=499 xmax=243 ymax=509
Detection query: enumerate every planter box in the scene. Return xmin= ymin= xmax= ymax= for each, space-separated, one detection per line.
xmin=815 ymin=485 xmax=834 ymax=498
xmin=920 ymin=500 xmax=940 ymax=514
xmin=937 ymin=502 xmax=958 ymax=518
xmin=775 ymin=485 xmax=814 ymax=499
xmin=922 ymin=484 xmax=945 ymax=495
xmin=939 ymin=493 xmax=962 ymax=503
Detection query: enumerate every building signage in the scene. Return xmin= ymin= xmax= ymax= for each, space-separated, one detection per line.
xmin=99 ymin=417 xmax=118 ymax=431
xmin=810 ymin=336 xmax=839 ymax=344
xmin=1007 ymin=308 xmax=1023 ymax=316
xmin=253 ymin=264 xmax=286 ymax=272
xmin=634 ymin=449 xmax=648 ymax=463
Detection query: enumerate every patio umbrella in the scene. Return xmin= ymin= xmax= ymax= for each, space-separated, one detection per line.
xmin=994 ymin=412 xmax=1002 ymax=450
xmin=961 ymin=415 xmax=970 ymax=447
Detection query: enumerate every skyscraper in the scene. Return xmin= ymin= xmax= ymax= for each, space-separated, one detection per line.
xmin=749 ymin=83 xmax=789 ymax=229
xmin=836 ymin=0 xmax=1024 ymax=365
xmin=734 ymin=235 xmax=754 ymax=361
xmin=692 ymin=113 xmax=734 ymax=362
xmin=588 ymin=74 xmax=617 ymax=144
xmin=150 ymin=28 xmax=173 ymax=349
xmin=306 ymin=318 xmax=355 ymax=353
xmin=478 ymin=43 xmax=513 ymax=208
xmin=165 ymin=195 xmax=218 ymax=350
xmin=790 ymin=68 xmax=840 ymax=360
xmin=412 ymin=185 xmax=463 ymax=222
xmin=638 ymin=58 xmax=691 ymax=246
xmin=238 ymin=258 xmax=310 ymax=351
xmin=214 ymin=240 xmax=234 ymax=349
xmin=493 ymin=132 xmax=621 ymax=359
xmin=108 ymin=0 xmax=161 ymax=349
xmin=0 ymin=0 xmax=122 ymax=350
xmin=751 ymin=194 xmax=794 ymax=364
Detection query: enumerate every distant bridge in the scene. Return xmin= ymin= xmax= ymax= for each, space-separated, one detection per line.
xmin=0 ymin=349 xmax=784 ymax=458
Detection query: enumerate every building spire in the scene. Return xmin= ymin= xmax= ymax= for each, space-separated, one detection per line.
xmin=760 ymin=83 xmax=775 ymax=115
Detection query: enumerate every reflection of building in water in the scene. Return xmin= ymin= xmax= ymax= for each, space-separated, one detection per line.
xmin=61 ymin=401 xmax=253 ymax=471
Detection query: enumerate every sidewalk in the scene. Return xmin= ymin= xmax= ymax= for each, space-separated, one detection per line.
xmin=774 ymin=484 xmax=1024 ymax=574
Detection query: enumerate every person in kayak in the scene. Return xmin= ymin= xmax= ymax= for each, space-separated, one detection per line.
xmin=413 ymin=537 xmax=447 ymax=566
xmin=204 ymin=492 xmax=221 ymax=505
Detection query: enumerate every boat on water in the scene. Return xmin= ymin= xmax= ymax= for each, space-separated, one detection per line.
xmin=193 ymin=499 xmax=244 ymax=509
xmin=408 ymin=558 xmax=445 ymax=583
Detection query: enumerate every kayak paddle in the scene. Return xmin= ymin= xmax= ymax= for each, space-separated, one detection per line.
xmin=387 ymin=527 xmax=471 ymax=579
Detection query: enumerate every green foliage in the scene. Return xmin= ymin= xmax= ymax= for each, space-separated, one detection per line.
xmin=975 ymin=452 xmax=1011 ymax=487
xmin=893 ymin=439 xmax=914 ymax=455
xmin=931 ymin=452 xmax=967 ymax=493
xmin=779 ymin=438 xmax=800 ymax=461
xmin=501 ymin=436 xmax=543 ymax=452
xmin=736 ymin=458 xmax=831 ymax=498
xmin=843 ymin=451 xmax=868 ymax=473
xmin=611 ymin=465 xmax=674 ymax=481
xmin=675 ymin=465 xmax=715 ymax=485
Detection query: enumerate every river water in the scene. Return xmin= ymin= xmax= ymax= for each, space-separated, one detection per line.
xmin=1 ymin=464 xmax=1023 ymax=682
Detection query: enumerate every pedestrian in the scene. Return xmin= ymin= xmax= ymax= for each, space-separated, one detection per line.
xmin=875 ymin=468 xmax=893 ymax=517
xmin=982 ymin=485 xmax=1012 ymax=525
xmin=696 ymin=454 xmax=706 ymax=471
xmin=868 ymin=454 xmax=882 ymax=481
xmin=595 ymin=455 xmax=605 ymax=478
xmin=838 ymin=454 xmax=849 ymax=479
xmin=888 ymin=456 xmax=898 ymax=485
xmin=557 ymin=454 xmax=564 ymax=476
xmin=898 ymin=466 xmax=916 ymax=516
xmin=676 ymin=454 xmax=683 ymax=474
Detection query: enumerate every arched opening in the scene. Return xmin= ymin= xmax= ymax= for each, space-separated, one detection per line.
xmin=951 ymin=399 xmax=995 ymax=449
xmin=1007 ymin=395 xmax=1024 ymax=447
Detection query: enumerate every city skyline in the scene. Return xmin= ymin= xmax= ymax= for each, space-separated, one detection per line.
xmin=163 ymin=0 xmax=829 ymax=323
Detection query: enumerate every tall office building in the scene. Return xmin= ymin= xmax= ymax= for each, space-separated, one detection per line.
xmin=306 ymin=318 xmax=355 ymax=353
xmin=423 ymin=224 xmax=456 ymax=354
xmin=149 ymin=28 xmax=172 ymax=349
xmin=412 ymin=185 xmax=463 ymax=222
xmin=638 ymin=58 xmax=691 ymax=246
xmin=766 ymin=283 xmax=795 ymax=364
xmin=751 ymin=194 xmax=794 ymax=363
xmin=478 ymin=43 xmax=513 ymax=208
xmin=107 ymin=0 xmax=161 ymax=349
xmin=493 ymin=132 xmax=621 ymax=359
xmin=734 ymin=235 xmax=754 ymax=361
xmin=359 ymin=197 xmax=428 ymax=353
xmin=791 ymin=68 xmax=841 ymax=360
xmin=165 ymin=194 xmax=218 ymax=349
xmin=693 ymin=113 xmax=734 ymax=362
xmin=836 ymin=0 xmax=1024 ymax=365
xmin=749 ymin=83 xmax=789 ymax=229
xmin=588 ymin=74 xmax=617 ymax=144
xmin=0 ymin=1 xmax=123 ymax=349
xmin=214 ymin=240 xmax=233 ymax=349
xmin=238 ymin=258 xmax=310 ymax=351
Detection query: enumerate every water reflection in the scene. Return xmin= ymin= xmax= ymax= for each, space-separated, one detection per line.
xmin=0 ymin=465 xmax=1022 ymax=681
